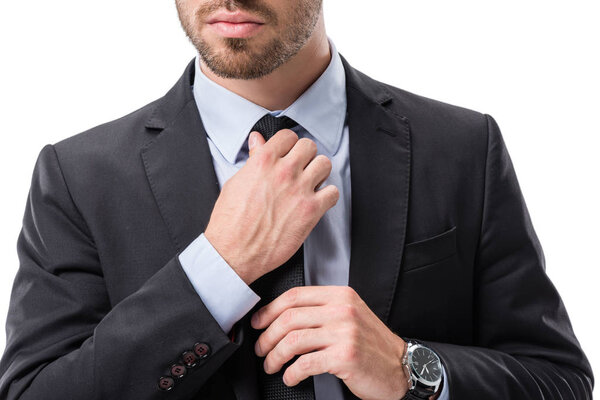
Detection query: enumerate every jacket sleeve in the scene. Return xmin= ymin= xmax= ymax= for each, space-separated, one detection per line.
xmin=419 ymin=114 xmax=594 ymax=399
xmin=0 ymin=144 xmax=245 ymax=399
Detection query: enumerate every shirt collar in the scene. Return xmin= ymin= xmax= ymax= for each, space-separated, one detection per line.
xmin=192 ymin=36 xmax=347 ymax=164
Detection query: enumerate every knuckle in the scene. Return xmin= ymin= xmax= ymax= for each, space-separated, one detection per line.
xmin=346 ymin=323 xmax=360 ymax=344
xmin=285 ymin=154 xmax=300 ymax=170
xmin=286 ymin=330 xmax=301 ymax=347
xmin=342 ymin=343 xmax=358 ymax=363
xmin=301 ymin=138 xmax=317 ymax=153
xmin=274 ymin=315 xmax=289 ymax=335
xmin=275 ymin=163 xmax=295 ymax=184
xmin=341 ymin=303 xmax=357 ymax=318
xmin=325 ymin=189 xmax=340 ymax=208
xmin=283 ymin=128 xmax=299 ymax=140
xmin=281 ymin=308 xmax=295 ymax=326
xmin=300 ymin=197 xmax=318 ymax=217
xmin=297 ymin=137 xmax=311 ymax=146
xmin=343 ymin=286 xmax=357 ymax=300
xmin=298 ymin=355 xmax=313 ymax=371
xmin=261 ymin=146 xmax=275 ymax=158
xmin=271 ymin=342 xmax=285 ymax=362
xmin=317 ymin=185 xmax=340 ymax=208
xmin=330 ymin=186 xmax=340 ymax=203
xmin=265 ymin=349 xmax=275 ymax=367
xmin=265 ymin=353 xmax=279 ymax=373
xmin=329 ymin=304 xmax=344 ymax=318
xmin=255 ymin=337 xmax=265 ymax=353
xmin=262 ymin=330 xmax=274 ymax=349
xmin=318 ymin=154 xmax=332 ymax=170
xmin=255 ymin=149 xmax=274 ymax=167
xmin=286 ymin=287 xmax=299 ymax=305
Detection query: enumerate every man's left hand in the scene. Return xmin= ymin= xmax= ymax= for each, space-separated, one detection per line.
xmin=251 ymin=285 xmax=409 ymax=400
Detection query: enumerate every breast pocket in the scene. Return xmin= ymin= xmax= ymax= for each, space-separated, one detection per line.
xmin=391 ymin=224 xmax=464 ymax=342
xmin=402 ymin=225 xmax=457 ymax=272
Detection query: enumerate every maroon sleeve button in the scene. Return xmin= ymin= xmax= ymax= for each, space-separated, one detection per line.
xmin=182 ymin=350 xmax=197 ymax=368
xmin=170 ymin=363 xmax=187 ymax=379
xmin=194 ymin=342 xmax=211 ymax=358
xmin=158 ymin=376 xmax=175 ymax=391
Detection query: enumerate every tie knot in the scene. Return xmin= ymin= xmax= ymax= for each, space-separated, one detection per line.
xmin=251 ymin=113 xmax=299 ymax=141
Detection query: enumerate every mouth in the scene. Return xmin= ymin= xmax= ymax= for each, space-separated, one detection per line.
xmin=206 ymin=10 xmax=266 ymax=38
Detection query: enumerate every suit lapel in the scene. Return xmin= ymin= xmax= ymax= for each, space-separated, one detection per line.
xmin=141 ymin=60 xmax=221 ymax=254
xmin=340 ymin=54 xmax=412 ymax=326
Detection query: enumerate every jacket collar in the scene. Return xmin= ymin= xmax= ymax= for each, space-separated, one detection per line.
xmin=192 ymin=36 xmax=347 ymax=163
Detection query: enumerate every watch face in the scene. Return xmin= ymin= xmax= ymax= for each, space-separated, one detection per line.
xmin=410 ymin=346 xmax=442 ymax=384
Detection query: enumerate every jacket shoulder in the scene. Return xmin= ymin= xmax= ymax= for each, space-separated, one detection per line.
xmin=374 ymin=80 xmax=491 ymax=160
xmin=379 ymin=80 xmax=488 ymax=132
xmin=53 ymin=97 xmax=161 ymax=156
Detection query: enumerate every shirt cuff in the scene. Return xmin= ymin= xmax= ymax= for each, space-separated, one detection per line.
xmin=178 ymin=232 xmax=261 ymax=335
xmin=437 ymin=364 xmax=450 ymax=399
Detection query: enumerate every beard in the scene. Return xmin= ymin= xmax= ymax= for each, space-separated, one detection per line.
xmin=175 ymin=0 xmax=322 ymax=79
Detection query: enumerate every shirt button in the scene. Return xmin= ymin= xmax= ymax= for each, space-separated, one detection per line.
xmin=170 ymin=363 xmax=187 ymax=379
xmin=194 ymin=342 xmax=211 ymax=359
xmin=158 ymin=376 xmax=175 ymax=391
xmin=182 ymin=351 xmax=197 ymax=368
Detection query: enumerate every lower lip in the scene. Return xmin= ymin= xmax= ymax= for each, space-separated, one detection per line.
xmin=208 ymin=22 xmax=264 ymax=38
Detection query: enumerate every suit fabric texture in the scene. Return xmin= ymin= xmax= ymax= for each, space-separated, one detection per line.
xmin=0 ymin=54 xmax=593 ymax=399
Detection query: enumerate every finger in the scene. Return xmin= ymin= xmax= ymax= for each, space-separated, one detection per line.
xmin=283 ymin=349 xmax=331 ymax=387
xmin=314 ymin=184 xmax=340 ymax=215
xmin=248 ymin=131 xmax=266 ymax=158
xmin=255 ymin=306 xmax=331 ymax=357
xmin=282 ymin=137 xmax=318 ymax=170
xmin=302 ymin=154 xmax=332 ymax=191
xmin=263 ymin=327 xmax=331 ymax=375
xmin=262 ymin=128 xmax=299 ymax=158
xmin=251 ymin=286 xmax=349 ymax=329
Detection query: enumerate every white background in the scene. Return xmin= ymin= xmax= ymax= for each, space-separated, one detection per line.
xmin=1 ymin=0 xmax=598 ymax=394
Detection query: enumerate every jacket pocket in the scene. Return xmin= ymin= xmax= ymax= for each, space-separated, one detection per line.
xmin=402 ymin=225 xmax=457 ymax=272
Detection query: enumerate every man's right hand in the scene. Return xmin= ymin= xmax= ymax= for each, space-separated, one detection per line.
xmin=204 ymin=128 xmax=339 ymax=286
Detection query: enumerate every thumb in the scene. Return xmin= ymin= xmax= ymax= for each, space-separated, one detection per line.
xmin=248 ymin=131 xmax=266 ymax=158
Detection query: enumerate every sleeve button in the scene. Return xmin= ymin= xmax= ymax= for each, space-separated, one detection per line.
xmin=170 ymin=363 xmax=187 ymax=379
xmin=182 ymin=351 xmax=197 ymax=368
xmin=158 ymin=376 xmax=175 ymax=391
xmin=194 ymin=342 xmax=211 ymax=358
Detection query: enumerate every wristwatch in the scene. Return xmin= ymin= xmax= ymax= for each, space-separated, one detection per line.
xmin=401 ymin=340 xmax=443 ymax=399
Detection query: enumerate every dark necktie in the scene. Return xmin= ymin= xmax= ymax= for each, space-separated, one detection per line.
xmin=247 ymin=113 xmax=316 ymax=400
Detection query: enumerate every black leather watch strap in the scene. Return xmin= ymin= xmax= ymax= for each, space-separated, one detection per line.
xmin=401 ymin=391 xmax=429 ymax=400
xmin=402 ymin=384 xmax=435 ymax=399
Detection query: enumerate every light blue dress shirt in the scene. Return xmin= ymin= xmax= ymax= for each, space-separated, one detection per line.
xmin=178 ymin=36 xmax=449 ymax=400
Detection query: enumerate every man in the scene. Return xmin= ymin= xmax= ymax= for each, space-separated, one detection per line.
xmin=0 ymin=0 xmax=593 ymax=399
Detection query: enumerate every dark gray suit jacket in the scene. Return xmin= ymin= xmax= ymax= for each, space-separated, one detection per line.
xmin=0 ymin=54 xmax=593 ymax=399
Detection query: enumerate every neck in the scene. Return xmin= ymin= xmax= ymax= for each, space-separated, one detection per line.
xmin=199 ymin=16 xmax=330 ymax=111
